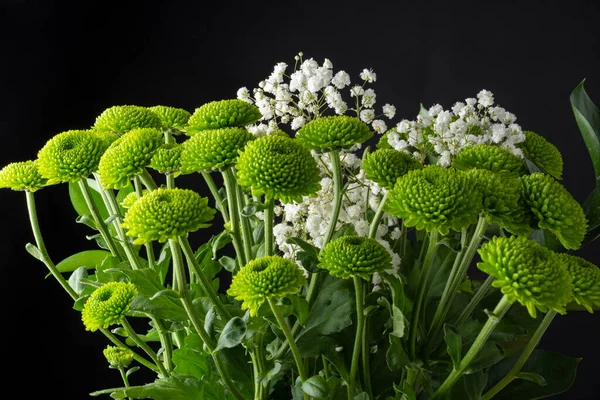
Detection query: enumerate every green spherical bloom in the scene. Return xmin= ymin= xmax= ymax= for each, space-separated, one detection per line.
xmin=82 ymin=282 xmax=138 ymax=331
xmin=520 ymin=172 xmax=587 ymax=250
xmin=37 ymin=130 xmax=112 ymax=184
xmin=236 ymin=136 xmax=321 ymax=203
xmin=186 ymin=99 xmax=262 ymax=135
xmin=98 ymin=128 xmax=164 ymax=189
xmin=452 ymin=144 xmax=528 ymax=176
xmin=149 ymin=143 xmax=183 ymax=175
xmin=385 ymin=165 xmax=482 ymax=235
xmin=0 ymin=160 xmax=47 ymax=192
xmin=558 ymin=253 xmax=600 ymax=313
xmin=295 ymin=116 xmax=372 ymax=152
xmin=477 ymin=236 xmax=572 ymax=318
xmin=227 ymin=256 xmax=307 ymax=317
xmin=518 ymin=130 xmax=563 ymax=180
xmin=103 ymin=345 xmax=134 ymax=368
xmin=179 ymin=127 xmax=254 ymax=173
xmin=148 ymin=105 xmax=191 ymax=132
xmin=122 ymin=187 xmax=216 ymax=245
xmin=93 ymin=105 xmax=163 ymax=135
xmin=362 ymin=148 xmax=423 ymax=189
xmin=318 ymin=236 xmax=392 ymax=280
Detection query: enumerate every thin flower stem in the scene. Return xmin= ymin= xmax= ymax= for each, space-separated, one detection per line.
xmin=213 ymin=351 xmax=247 ymax=400
xmin=139 ymin=168 xmax=158 ymax=191
xmin=222 ymin=168 xmax=247 ymax=267
xmin=264 ymin=196 xmax=275 ymax=256
xmin=429 ymin=295 xmax=513 ymax=400
xmin=322 ymin=149 xmax=343 ymax=248
xmin=169 ymin=239 xmax=185 ymax=292
xmin=100 ymin=327 xmax=158 ymax=372
xmin=118 ymin=367 xmax=133 ymax=400
xmin=362 ymin=308 xmax=373 ymax=400
xmin=455 ymin=276 xmax=495 ymax=329
xmin=348 ymin=277 xmax=366 ymax=400
xmin=234 ymin=169 xmax=254 ymax=261
xmin=121 ymin=318 xmax=169 ymax=378
xmin=148 ymin=314 xmax=174 ymax=372
xmin=368 ymin=191 xmax=388 ymax=239
xmin=201 ymin=171 xmax=229 ymax=223
xmin=166 ymin=173 xmax=175 ymax=189
xmin=481 ymin=310 xmax=557 ymax=400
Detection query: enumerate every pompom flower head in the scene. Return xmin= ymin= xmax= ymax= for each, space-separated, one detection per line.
xmin=385 ymin=165 xmax=482 ymax=235
xmin=559 ymin=253 xmax=600 ymax=313
xmin=179 ymin=127 xmax=254 ymax=173
xmin=295 ymin=115 xmax=372 ymax=152
xmin=148 ymin=105 xmax=191 ymax=133
xmin=0 ymin=160 xmax=47 ymax=192
xmin=236 ymin=136 xmax=321 ymax=203
xmin=318 ymin=235 xmax=392 ymax=280
xmin=37 ymin=130 xmax=115 ymax=184
xmin=362 ymin=148 xmax=423 ymax=189
xmin=477 ymin=236 xmax=572 ymax=318
xmin=93 ymin=105 xmax=163 ymax=135
xmin=122 ymin=187 xmax=216 ymax=245
xmin=452 ymin=144 xmax=528 ymax=176
xmin=227 ymin=256 xmax=307 ymax=317
xmin=82 ymin=281 xmax=138 ymax=331
xmin=98 ymin=128 xmax=164 ymax=189
xmin=520 ymin=172 xmax=587 ymax=250
xmin=518 ymin=130 xmax=563 ymax=179
xmin=103 ymin=345 xmax=134 ymax=369
xmin=149 ymin=143 xmax=183 ymax=176
xmin=186 ymin=99 xmax=262 ymax=136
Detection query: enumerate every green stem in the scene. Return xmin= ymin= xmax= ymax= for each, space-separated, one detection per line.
xmin=25 ymin=191 xmax=78 ymax=300
xmin=78 ymin=178 xmax=122 ymax=260
xmin=166 ymin=173 xmax=175 ymax=189
xmin=264 ymin=196 xmax=275 ymax=256
xmin=201 ymin=171 xmax=229 ymax=223
xmin=213 ymin=351 xmax=247 ymax=400
xmin=130 ymin=176 xmax=156 ymax=269
xmin=180 ymin=290 xmax=216 ymax=349
xmin=408 ymin=229 xmax=440 ymax=360
xmin=362 ymin=308 xmax=373 ymax=399
xmin=222 ymin=168 xmax=247 ymax=267
xmin=118 ymin=367 xmax=130 ymax=388
xmin=149 ymin=315 xmax=174 ymax=372
xmin=234 ymin=169 xmax=254 ymax=261
xmin=455 ymin=276 xmax=495 ymax=329
xmin=348 ymin=277 xmax=366 ymax=400
xmin=323 ymin=149 xmax=343 ymax=248
xmin=429 ymin=295 xmax=513 ymax=400
xmin=121 ymin=318 xmax=169 ymax=378
xmin=481 ymin=310 xmax=557 ymax=400
xmin=139 ymin=168 xmax=158 ymax=191
xmin=169 ymin=239 xmax=185 ymax=292
xmin=368 ymin=192 xmax=388 ymax=239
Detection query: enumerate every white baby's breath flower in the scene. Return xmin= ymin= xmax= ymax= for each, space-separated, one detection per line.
xmin=361 ymin=88 xmax=376 ymax=108
xmin=477 ymin=89 xmax=494 ymax=107
xmin=237 ymin=87 xmax=252 ymax=103
xmin=350 ymin=85 xmax=364 ymax=97
xmin=360 ymin=109 xmax=375 ymax=123
xmin=291 ymin=116 xmax=307 ymax=130
xmin=372 ymin=119 xmax=387 ymax=134
xmin=382 ymin=104 xmax=396 ymax=119
xmin=360 ymin=68 xmax=377 ymax=83
xmin=331 ymin=71 xmax=351 ymax=89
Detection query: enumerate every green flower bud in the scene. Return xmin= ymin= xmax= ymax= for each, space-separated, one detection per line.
xmin=186 ymin=99 xmax=262 ymax=135
xmin=93 ymin=105 xmax=163 ymax=135
xmin=520 ymin=172 xmax=587 ymax=250
xmin=82 ymin=281 xmax=137 ymax=331
xmin=103 ymin=345 xmax=134 ymax=369
xmin=179 ymin=127 xmax=254 ymax=173
xmin=120 ymin=190 xmax=147 ymax=209
xmin=385 ymin=165 xmax=482 ymax=235
xmin=558 ymin=253 xmax=600 ymax=313
xmin=318 ymin=235 xmax=392 ymax=280
xmin=478 ymin=236 xmax=572 ymax=318
xmin=236 ymin=136 xmax=321 ymax=203
xmin=452 ymin=144 xmax=528 ymax=176
xmin=0 ymin=160 xmax=47 ymax=192
xmin=518 ymin=131 xmax=563 ymax=180
xmin=149 ymin=143 xmax=183 ymax=175
xmin=362 ymin=148 xmax=423 ymax=189
xmin=227 ymin=256 xmax=307 ymax=317
xmin=148 ymin=105 xmax=191 ymax=132
xmin=122 ymin=187 xmax=216 ymax=245
xmin=37 ymin=130 xmax=114 ymax=184
xmin=98 ymin=128 xmax=164 ymax=189
xmin=295 ymin=115 xmax=372 ymax=152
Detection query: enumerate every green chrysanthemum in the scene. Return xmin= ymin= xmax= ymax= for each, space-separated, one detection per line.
xmin=148 ymin=105 xmax=191 ymax=132
xmin=452 ymin=144 xmax=528 ymax=176
xmin=466 ymin=168 xmax=534 ymax=236
xmin=93 ymin=105 xmax=163 ymax=135
xmin=103 ymin=345 xmax=134 ymax=369
xmin=477 ymin=236 xmax=572 ymax=318
xmin=227 ymin=256 xmax=307 ymax=317
xmin=236 ymin=136 xmax=321 ymax=203
xmin=295 ymin=115 xmax=372 ymax=152
xmin=385 ymin=165 xmax=482 ymax=235
xmin=0 ymin=160 xmax=47 ymax=192
xmin=520 ymin=172 xmax=587 ymax=250
xmin=121 ymin=187 xmax=216 ymax=244
xmin=81 ymin=281 xmax=137 ymax=331
xmin=149 ymin=143 xmax=183 ymax=175
xmin=186 ymin=99 xmax=262 ymax=135
xmin=37 ymin=130 xmax=113 ymax=184
xmin=376 ymin=128 xmax=395 ymax=150
xmin=362 ymin=148 xmax=423 ymax=189
xmin=179 ymin=127 xmax=254 ymax=173
xmin=558 ymin=253 xmax=600 ymax=313
xmin=98 ymin=128 xmax=164 ymax=189
xmin=120 ymin=190 xmax=147 ymax=209
xmin=318 ymin=236 xmax=392 ymax=280
xmin=518 ymin=130 xmax=563 ymax=179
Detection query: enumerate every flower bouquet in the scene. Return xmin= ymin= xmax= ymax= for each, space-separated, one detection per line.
xmin=2 ymin=52 xmax=600 ymax=400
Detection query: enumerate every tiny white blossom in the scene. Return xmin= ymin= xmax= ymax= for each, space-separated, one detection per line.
xmin=360 ymin=109 xmax=375 ymax=123
xmin=331 ymin=71 xmax=351 ymax=89
xmin=291 ymin=116 xmax=307 ymax=130
xmin=236 ymin=87 xmax=252 ymax=103
xmin=350 ymin=85 xmax=364 ymax=97
xmin=322 ymin=58 xmax=333 ymax=69
xmin=477 ymin=89 xmax=494 ymax=107
xmin=372 ymin=119 xmax=387 ymax=134
xmin=360 ymin=68 xmax=377 ymax=83
xmin=361 ymin=88 xmax=376 ymax=108
xmin=382 ymin=103 xmax=396 ymax=119
xmin=428 ymin=104 xmax=444 ymax=117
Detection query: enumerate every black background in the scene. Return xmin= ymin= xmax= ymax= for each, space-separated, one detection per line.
xmin=1 ymin=0 xmax=599 ymax=399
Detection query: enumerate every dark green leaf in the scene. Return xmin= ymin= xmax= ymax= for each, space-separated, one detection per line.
xmin=289 ymin=295 xmax=309 ymax=326
xmin=99 ymin=374 xmax=225 ymax=400
xmin=353 ymin=393 xmax=369 ymax=400
xmin=444 ymin=324 xmax=463 ymax=368
xmin=69 ymin=179 xmax=110 ymax=221
xmin=56 ymin=250 xmax=114 ymax=272
xmin=464 ymin=342 xmax=504 ymax=374
xmin=331 ymin=223 xmax=357 ymax=240
xmin=302 ymin=375 xmax=329 ymax=398
xmin=68 ymin=266 xmax=88 ymax=294
xmin=172 ymin=333 xmax=211 ymax=377
xmin=516 ymin=372 xmax=547 ymax=386
xmin=215 ymin=317 xmax=247 ymax=352
xmin=386 ymin=333 xmax=410 ymax=371
xmin=463 ymin=369 xmax=487 ymax=400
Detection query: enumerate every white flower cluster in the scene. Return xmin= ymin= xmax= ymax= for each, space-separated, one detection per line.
xmin=237 ymin=52 xmax=396 ymax=135
xmin=386 ymin=89 xmax=526 ymax=167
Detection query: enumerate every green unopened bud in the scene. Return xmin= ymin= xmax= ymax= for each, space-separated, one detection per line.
xmin=103 ymin=345 xmax=134 ymax=369
xmin=82 ymin=282 xmax=137 ymax=331
xmin=296 ymin=115 xmax=372 ymax=152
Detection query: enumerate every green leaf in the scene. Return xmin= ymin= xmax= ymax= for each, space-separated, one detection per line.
xmin=353 ymin=393 xmax=369 ymax=400
xmin=25 ymin=243 xmax=44 ymax=261
xmin=302 ymin=375 xmax=329 ymax=398
xmin=56 ymin=250 xmax=114 ymax=272
xmin=464 ymin=342 xmax=504 ymax=374
xmin=386 ymin=333 xmax=410 ymax=371
xmin=69 ymin=179 xmax=110 ymax=221
xmin=68 ymin=266 xmax=88 ymax=294
xmin=289 ymin=295 xmax=309 ymax=326
xmin=515 ymin=372 xmax=547 ymax=386
xmin=390 ymin=304 xmax=406 ymax=338
xmin=172 ymin=333 xmax=212 ymax=377
xmin=215 ymin=317 xmax=247 ymax=352
xmin=444 ymin=324 xmax=463 ymax=368
xmin=219 ymin=255 xmax=237 ymax=272
xmin=115 ymin=183 xmax=134 ymax=215
xmin=463 ymin=369 xmax=487 ymax=400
